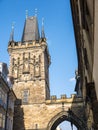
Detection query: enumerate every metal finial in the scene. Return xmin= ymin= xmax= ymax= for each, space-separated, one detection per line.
xmin=41 ymin=17 xmax=45 ymax=39
xmin=42 ymin=17 xmax=44 ymax=26
xmin=26 ymin=10 xmax=28 ymax=19
xmin=35 ymin=8 xmax=38 ymax=16
xmin=10 ymin=22 xmax=15 ymax=42
xmin=12 ymin=22 xmax=15 ymax=31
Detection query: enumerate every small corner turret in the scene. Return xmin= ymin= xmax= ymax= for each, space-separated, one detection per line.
xmin=8 ymin=22 xmax=15 ymax=46
xmin=40 ymin=18 xmax=46 ymax=42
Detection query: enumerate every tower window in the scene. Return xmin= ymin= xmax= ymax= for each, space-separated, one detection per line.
xmin=22 ymin=89 xmax=29 ymax=104
xmin=0 ymin=113 xmax=5 ymax=129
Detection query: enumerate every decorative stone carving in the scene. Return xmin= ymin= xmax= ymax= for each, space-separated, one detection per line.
xmin=23 ymin=58 xmax=29 ymax=73
xmin=13 ymin=65 xmax=18 ymax=78
xmin=34 ymin=55 xmax=41 ymax=77
xmin=23 ymin=52 xmax=30 ymax=74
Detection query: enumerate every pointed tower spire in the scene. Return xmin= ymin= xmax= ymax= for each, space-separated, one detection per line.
xmin=9 ymin=22 xmax=14 ymax=42
xmin=21 ymin=16 xmax=40 ymax=42
xmin=41 ymin=18 xmax=45 ymax=39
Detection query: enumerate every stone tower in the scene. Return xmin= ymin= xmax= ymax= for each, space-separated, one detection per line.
xmin=8 ymin=16 xmax=51 ymax=129
xmin=8 ymin=16 xmax=50 ymax=103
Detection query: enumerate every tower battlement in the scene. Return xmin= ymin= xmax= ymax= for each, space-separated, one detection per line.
xmin=46 ymin=94 xmax=83 ymax=104
xmin=8 ymin=39 xmax=47 ymax=49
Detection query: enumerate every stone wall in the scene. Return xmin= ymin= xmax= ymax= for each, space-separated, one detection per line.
xmin=13 ymin=95 xmax=85 ymax=130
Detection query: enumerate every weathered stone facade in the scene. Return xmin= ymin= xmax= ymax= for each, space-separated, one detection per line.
xmin=8 ymin=40 xmax=50 ymax=103
xmin=8 ymin=16 xmax=88 ymax=130
xmin=13 ymin=96 xmax=85 ymax=130
xmin=70 ymin=0 xmax=98 ymax=129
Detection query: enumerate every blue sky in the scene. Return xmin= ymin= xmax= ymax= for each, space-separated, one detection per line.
xmin=0 ymin=0 xmax=77 ymax=129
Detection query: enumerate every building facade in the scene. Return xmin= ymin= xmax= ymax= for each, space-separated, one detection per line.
xmin=0 ymin=62 xmax=16 ymax=130
xmin=0 ymin=63 xmax=8 ymax=130
xmin=6 ymin=89 xmax=16 ymax=130
xmin=70 ymin=0 xmax=98 ymax=129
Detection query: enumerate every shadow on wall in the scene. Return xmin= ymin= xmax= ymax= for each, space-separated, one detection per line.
xmin=69 ymin=95 xmax=87 ymax=130
xmin=69 ymin=82 xmax=98 ymax=129
xmin=13 ymin=99 xmax=25 ymax=130
xmin=85 ymin=81 xmax=98 ymax=129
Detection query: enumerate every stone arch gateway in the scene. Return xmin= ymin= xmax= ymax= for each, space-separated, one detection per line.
xmin=47 ymin=111 xmax=88 ymax=130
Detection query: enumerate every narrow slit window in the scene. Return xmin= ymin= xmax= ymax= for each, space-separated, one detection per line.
xmin=22 ymin=89 xmax=29 ymax=104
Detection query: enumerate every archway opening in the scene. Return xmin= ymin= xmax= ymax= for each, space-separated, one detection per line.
xmin=56 ymin=121 xmax=77 ymax=130
xmin=48 ymin=111 xmax=87 ymax=130
xmin=48 ymin=111 xmax=85 ymax=130
xmin=50 ymin=115 xmax=79 ymax=130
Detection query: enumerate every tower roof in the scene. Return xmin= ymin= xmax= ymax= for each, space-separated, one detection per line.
xmin=22 ymin=16 xmax=40 ymax=42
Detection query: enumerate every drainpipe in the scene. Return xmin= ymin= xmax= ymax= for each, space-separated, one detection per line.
xmin=5 ymin=91 xmax=9 ymax=130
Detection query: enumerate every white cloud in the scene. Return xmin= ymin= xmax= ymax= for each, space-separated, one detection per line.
xmin=69 ymin=77 xmax=75 ymax=82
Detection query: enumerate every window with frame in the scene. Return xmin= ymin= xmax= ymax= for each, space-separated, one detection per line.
xmin=22 ymin=89 xmax=29 ymax=104
xmin=2 ymin=115 xmax=5 ymax=129
xmin=0 ymin=113 xmax=5 ymax=129
xmin=0 ymin=89 xmax=2 ymax=99
xmin=2 ymin=92 xmax=5 ymax=104
xmin=0 ymin=113 xmax=2 ymax=128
